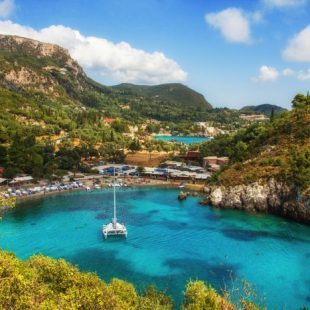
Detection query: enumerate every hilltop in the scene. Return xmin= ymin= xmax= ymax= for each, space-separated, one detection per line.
xmin=113 ymin=83 xmax=212 ymax=110
xmin=240 ymin=104 xmax=287 ymax=117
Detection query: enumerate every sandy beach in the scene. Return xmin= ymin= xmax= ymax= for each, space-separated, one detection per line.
xmin=3 ymin=177 xmax=204 ymax=206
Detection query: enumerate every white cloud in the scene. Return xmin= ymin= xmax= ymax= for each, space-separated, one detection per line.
xmin=250 ymin=11 xmax=264 ymax=24
xmin=283 ymin=25 xmax=310 ymax=62
xmin=0 ymin=0 xmax=14 ymax=18
xmin=297 ymin=69 xmax=310 ymax=80
xmin=283 ymin=68 xmax=310 ymax=80
xmin=205 ymin=8 xmax=252 ymax=44
xmin=262 ymin=0 xmax=306 ymax=8
xmin=253 ymin=65 xmax=279 ymax=81
xmin=0 ymin=20 xmax=187 ymax=84
xmin=282 ymin=68 xmax=295 ymax=76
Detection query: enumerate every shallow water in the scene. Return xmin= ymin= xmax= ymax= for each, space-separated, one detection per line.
xmin=0 ymin=187 xmax=309 ymax=308
xmin=154 ymin=135 xmax=210 ymax=144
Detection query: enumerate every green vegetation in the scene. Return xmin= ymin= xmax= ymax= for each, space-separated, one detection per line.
xmin=113 ymin=83 xmax=212 ymax=110
xmin=0 ymin=35 xmax=249 ymax=178
xmin=240 ymin=104 xmax=287 ymax=117
xmin=0 ymin=250 xmax=263 ymax=310
xmin=200 ymin=94 xmax=310 ymax=190
xmin=0 ymin=35 xmax=302 ymax=184
xmin=0 ymin=250 xmax=173 ymax=309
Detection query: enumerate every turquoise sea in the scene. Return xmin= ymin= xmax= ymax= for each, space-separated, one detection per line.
xmin=154 ymin=135 xmax=210 ymax=144
xmin=0 ymin=187 xmax=309 ymax=308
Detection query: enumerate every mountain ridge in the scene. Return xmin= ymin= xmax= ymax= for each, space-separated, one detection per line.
xmin=0 ymin=34 xmax=211 ymax=119
xmin=240 ymin=103 xmax=287 ymax=116
xmin=113 ymin=82 xmax=212 ymax=110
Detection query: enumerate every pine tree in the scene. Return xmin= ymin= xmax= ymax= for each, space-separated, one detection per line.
xmin=270 ymin=108 xmax=275 ymax=122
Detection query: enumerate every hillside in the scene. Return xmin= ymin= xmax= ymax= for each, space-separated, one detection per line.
xmin=200 ymin=94 xmax=310 ymax=222
xmin=202 ymin=95 xmax=309 ymax=187
xmin=0 ymin=34 xmax=226 ymax=178
xmin=0 ymin=250 xmax=239 ymax=310
xmin=0 ymin=35 xmax=118 ymax=109
xmin=113 ymin=83 xmax=212 ymax=110
xmin=240 ymin=104 xmax=287 ymax=116
xmin=0 ymin=34 xmax=214 ymax=123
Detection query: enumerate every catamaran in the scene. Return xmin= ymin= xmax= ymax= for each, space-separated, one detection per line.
xmin=102 ymin=169 xmax=127 ymax=239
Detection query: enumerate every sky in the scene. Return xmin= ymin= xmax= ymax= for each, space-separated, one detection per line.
xmin=0 ymin=0 xmax=309 ymax=109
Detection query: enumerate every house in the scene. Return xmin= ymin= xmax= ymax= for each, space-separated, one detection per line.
xmin=203 ymin=156 xmax=218 ymax=167
xmin=203 ymin=156 xmax=229 ymax=170
xmin=208 ymin=164 xmax=221 ymax=172
xmin=10 ymin=176 xmax=34 ymax=185
xmin=182 ymin=151 xmax=200 ymax=161
xmin=239 ymin=114 xmax=268 ymax=121
xmin=102 ymin=118 xmax=115 ymax=124
xmin=164 ymin=161 xmax=184 ymax=169
xmin=217 ymin=157 xmax=229 ymax=166
xmin=0 ymin=178 xmax=7 ymax=185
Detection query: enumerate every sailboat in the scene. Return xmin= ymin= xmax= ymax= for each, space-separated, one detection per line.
xmin=102 ymin=169 xmax=127 ymax=239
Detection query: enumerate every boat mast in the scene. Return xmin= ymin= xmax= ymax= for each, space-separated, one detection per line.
xmin=113 ymin=168 xmax=117 ymax=226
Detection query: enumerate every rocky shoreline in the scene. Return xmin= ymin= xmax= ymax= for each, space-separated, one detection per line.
xmin=201 ymin=178 xmax=310 ymax=224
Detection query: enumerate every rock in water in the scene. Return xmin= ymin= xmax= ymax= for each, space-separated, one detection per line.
xmin=203 ymin=178 xmax=310 ymax=224
xmin=178 ymin=191 xmax=189 ymax=201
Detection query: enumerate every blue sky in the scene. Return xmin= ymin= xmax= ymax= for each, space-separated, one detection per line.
xmin=0 ymin=0 xmax=310 ymax=109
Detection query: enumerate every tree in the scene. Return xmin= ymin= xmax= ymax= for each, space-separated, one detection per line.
xmin=287 ymin=147 xmax=310 ymax=190
xmin=99 ymin=142 xmax=125 ymax=163
xmin=183 ymin=281 xmax=234 ymax=310
xmin=56 ymin=147 xmax=81 ymax=171
xmin=137 ymin=166 xmax=145 ymax=175
xmin=30 ymin=153 xmax=44 ymax=178
xmin=292 ymin=94 xmax=308 ymax=108
xmin=229 ymin=141 xmax=249 ymax=162
xmin=144 ymin=142 xmax=155 ymax=161
xmin=111 ymin=119 xmax=129 ymax=133
xmin=0 ymin=145 xmax=8 ymax=166
xmin=129 ymin=139 xmax=141 ymax=152
xmin=270 ymin=108 xmax=275 ymax=122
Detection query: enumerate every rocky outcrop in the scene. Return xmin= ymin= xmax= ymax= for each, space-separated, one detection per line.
xmin=0 ymin=35 xmax=86 ymax=91
xmin=202 ymin=179 xmax=310 ymax=224
xmin=0 ymin=194 xmax=16 ymax=214
xmin=178 ymin=191 xmax=190 ymax=201
xmin=0 ymin=34 xmax=71 ymax=60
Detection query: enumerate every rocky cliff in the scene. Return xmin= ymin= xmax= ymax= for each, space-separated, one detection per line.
xmin=202 ymin=179 xmax=310 ymax=224
xmin=0 ymin=35 xmax=89 ymax=96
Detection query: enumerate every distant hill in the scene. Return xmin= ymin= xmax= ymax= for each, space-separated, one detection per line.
xmin=240 ymin=104 xmax=287 ymax=116
xmin=113 ymin=83 xmax=212 ymax=111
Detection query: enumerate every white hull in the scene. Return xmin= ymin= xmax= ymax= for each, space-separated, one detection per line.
xmin=102 ymin=168 xmax=127 ymax=239
xmin=102 ymin=222 xmax=127 ymax=239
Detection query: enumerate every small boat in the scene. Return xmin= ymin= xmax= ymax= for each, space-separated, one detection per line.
xmin=102 ymin=169 xmax=127 ymax=239
xmin=178 ymin=182 xmax=185 ymax=188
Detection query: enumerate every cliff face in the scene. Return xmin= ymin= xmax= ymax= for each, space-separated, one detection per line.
xmin=203 ymin=179 xmax=310 ymax=224
xmin=0 ymin=34 xmax=70 ymax=58
xmin=0 ymin=35 xmax=87 ymax=95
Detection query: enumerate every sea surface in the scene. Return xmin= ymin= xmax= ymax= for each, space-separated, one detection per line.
xmin=154 ymin=135 xmax=210 ymax=144
xmin=0 ymin=187 xmax=309 ymax=308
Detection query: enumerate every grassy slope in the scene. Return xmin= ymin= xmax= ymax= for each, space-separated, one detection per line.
xmin=202 ymin=101 xmax=310 ymax=190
